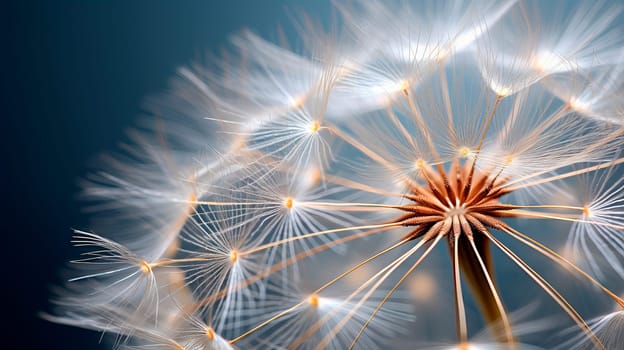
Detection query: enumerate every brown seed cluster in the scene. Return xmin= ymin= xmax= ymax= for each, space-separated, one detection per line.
xmin=396 ymin=159 xmax=513 ymax=242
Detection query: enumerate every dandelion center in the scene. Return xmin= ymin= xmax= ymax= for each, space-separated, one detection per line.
xmin=397 ymin=159 xmax=511 ymax=242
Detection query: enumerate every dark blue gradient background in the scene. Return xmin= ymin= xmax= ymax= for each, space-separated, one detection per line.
xmin=3 ymin=1 xmax=329 ymax=348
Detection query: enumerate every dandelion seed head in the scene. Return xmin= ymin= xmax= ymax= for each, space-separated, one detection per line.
xmin=48 ymin=1 xmax=624 ymax=349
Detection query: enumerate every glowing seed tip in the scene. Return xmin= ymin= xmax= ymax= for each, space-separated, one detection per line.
xmin=187 ymin=193 xmax=198 ymax=215
xmin=308 ymin=294 xmax=319 ymax=308
xmin=399 ymin=79 xmax=410 ymax=92
xmin=309 ymin=120 xmax=320 ymax=133
xmin=139 ymin=261 xmax=152 ymax=274
xmin=415 ymin=159 xmax=426 ymax=169
xmin=583 ymin=204 xmax=591 ymax=218
xmin=230 ymin=250 xmax=239 ymax=263
xmin=205 ymin=326 xmax=215 ymax=341
xmin=490 ymin=81 xmax=512 ymax=97
xmin=569 ymin=97 xmax=590 ymax=114
xmin=284 ymin=197 xmax=294 ymax=209
xmin=459 ymin=147 xmax=471 ymax=158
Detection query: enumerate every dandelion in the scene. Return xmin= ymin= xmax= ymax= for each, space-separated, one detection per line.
xmin=48 ymin=1 xmax=624 ymax=349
